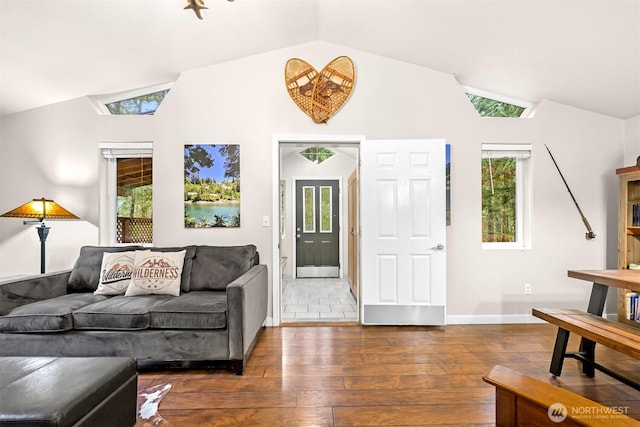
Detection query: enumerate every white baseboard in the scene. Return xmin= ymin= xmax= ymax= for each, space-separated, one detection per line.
xmin=446 ymin=314 xmax=545 ymax=325
xmin=446 ymin=312 xmax=618 ymax=325
xmin=264 ymin=314 xmax=619 ymax=327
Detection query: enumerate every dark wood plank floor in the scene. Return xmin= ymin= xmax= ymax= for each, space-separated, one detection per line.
xmin=138 ymin=324 xmax=640 ymax=426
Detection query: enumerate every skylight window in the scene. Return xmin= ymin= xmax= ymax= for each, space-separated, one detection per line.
xmin=299 ymin=147 xmax=335 ymax=164
xmin=106 ymin=89 xmax=169 ymax=115
xmin=464 ymin=87 xmax=531 ymax=118
xmin=90 ymin=82 xmax=173 ymax=116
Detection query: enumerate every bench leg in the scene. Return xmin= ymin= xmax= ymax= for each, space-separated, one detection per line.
xmin=550 ymin=328 xmax=570 ymax=377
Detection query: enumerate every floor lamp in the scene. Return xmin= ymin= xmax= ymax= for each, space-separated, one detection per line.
xmin=1 ymin=198 xmax=79 ymax=274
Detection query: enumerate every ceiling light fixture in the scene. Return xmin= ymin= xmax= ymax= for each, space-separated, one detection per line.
xmin=184 ymin=0 xmax=234 ymax=20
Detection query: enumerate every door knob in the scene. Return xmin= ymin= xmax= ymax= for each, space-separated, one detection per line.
xmin=431 ymin=243 xmax=445 ymax=250
xmin=296 ymin=234 xmax=301 ymax=239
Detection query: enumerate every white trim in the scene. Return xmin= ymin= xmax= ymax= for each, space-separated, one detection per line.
xmin=272 ymin=135 xmax=365 ymax=327
xmin=605 ymin=313 xmax=618 ymax=321
xmin=481 ymin=144 xmax=533 ymax=250
xmin=105 ymin=157 xmax=117 ymax=244
xmin=446 ymin=314 xmax=546 ymax=325
xmin=447 ymin=312 xmax=618 ymax=325
xmin=482 ymin=144 xmax=532 ymax=159
xmin=99 ymin=141 xmax=153 ymax=158
xmin=272 ymin=137 xmax=281 ymax=326
xmin=99 ymin=141 xmax=154 ymax=245
xmin=482 ymin=143 xmax=532 ymax=152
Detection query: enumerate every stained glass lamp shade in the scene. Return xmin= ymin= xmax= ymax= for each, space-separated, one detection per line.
xmin=1 ymin=198 xmax=79 ymax=273
xmin=0 ymin=198 xmax=79 ymax=221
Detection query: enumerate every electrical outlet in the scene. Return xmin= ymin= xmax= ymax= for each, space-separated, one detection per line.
xmin=524 ymin=283 xmax=532 ymax=295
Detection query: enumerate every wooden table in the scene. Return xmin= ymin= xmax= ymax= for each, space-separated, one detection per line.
xmin=538 ymin=270 xmax=640 ymax=390
xmin=568 ymin=269 xmax=640 ymax=326
xmin=568 ymin=269 xmax=640 ymax=293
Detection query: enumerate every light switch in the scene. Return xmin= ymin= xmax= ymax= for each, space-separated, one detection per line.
xmin=262 ymin=216 xmax=270 ymax=227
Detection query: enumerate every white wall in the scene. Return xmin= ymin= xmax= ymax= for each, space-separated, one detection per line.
xmin=0 ymin=41 xmax=625 ymax=322
xmin=623 ymin=114 xmax=640 ymax=166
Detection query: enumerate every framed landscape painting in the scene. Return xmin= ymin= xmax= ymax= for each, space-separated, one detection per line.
xmin=184 ymin=144 xmax=240 ymax=228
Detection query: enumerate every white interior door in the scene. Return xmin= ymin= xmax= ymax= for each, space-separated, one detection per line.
xmin=360 ymin=139 xmax=446 ymax=325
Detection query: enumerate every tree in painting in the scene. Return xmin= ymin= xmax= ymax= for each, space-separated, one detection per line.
xmin=184 ymin=144 xmax=240 ymax=228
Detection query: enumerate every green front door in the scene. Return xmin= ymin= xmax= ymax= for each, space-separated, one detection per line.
xmin=295 ymin=179 xmax=340 ymax=278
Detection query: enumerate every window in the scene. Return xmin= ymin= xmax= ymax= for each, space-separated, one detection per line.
xmin=303 ymin=186 xmax=316 ymax=232
xmin=106 ymin=89 xmax=169 ymax=115
xmin=91 ymin=83 xmax=172 ymax=115
xmin=481 ymin=144 xmax=532 ymax=249
xmin=464 ymin=86 xmax=532 ymax=118
xmin=299 ymin=147 xmax=335 ymax=164
xmin=100 ymin=142 xmax=153 ymax=244
xmin=320 ymin=186 xmax=332 ymax=233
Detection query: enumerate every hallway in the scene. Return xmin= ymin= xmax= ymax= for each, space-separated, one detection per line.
xmin=281 ymin=278 xmax=358 ymax=323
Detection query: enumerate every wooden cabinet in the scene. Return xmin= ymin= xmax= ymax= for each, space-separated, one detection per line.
xmin=617 ymin=166 xmax=640 ymax=327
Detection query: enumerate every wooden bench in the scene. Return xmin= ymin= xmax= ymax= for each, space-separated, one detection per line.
xmin=483 ymin=365 xmax=640 ymax=426
xmin=532 ymin=307 xmax=640 ymax=389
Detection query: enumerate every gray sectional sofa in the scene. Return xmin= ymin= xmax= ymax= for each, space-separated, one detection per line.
xmin=0 ymin=244 xmax=268 ymax=374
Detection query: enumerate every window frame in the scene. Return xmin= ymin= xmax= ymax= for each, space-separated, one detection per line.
xmin=90 ymin=82 xmax=173 ymax=115
xmin=481 ymin=143 xmax=532 ymax=250
xmin=464 ymin=86 xmax=533 ymax=118
xmin=99 ymin=141 xmax=153 ymax=245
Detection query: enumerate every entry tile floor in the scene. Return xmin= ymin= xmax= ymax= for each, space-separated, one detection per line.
xmin=281 ymin=278 xmax=358 ymax=322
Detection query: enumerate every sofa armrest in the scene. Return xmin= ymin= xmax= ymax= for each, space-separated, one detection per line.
xmin=226 ymin=264 xmax=268 ymax=362
xmin=0 ymin=270 xmax=71 ymax=314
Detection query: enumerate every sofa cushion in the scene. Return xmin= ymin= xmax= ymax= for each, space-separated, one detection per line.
xmin=149 ymin=246 xmax=196 ymax=292
xmin=0 ymin=293 xmax=108 ymax=333
xmin=189 ymin=245 xmax=257 ymax=291
xmin=68 ymin=246 xmax=143 ymax=293
xmin=94 ymin=251 xmax=139 ymax=296
xmin=150 ymin=291 xmax=227 ymax=329
xmin=73 ymin=295 xmax=171 ymax=330
xmin=0 ymin=356 xmax=137 ymax=427
xmin=124 ymin=250 xmax=186 ymax=297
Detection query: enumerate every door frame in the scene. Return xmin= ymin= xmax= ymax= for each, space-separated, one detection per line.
xmin=292 ymin=177 xmax=343 ymax=279
xmin=347 ymin=169 xmax=358 ymax=298
xmin=271 ymin=135 xmax=365 ymax=326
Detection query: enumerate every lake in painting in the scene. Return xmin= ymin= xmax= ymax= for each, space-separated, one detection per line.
xmin=184 ymin=202 xmax=240 ymax=227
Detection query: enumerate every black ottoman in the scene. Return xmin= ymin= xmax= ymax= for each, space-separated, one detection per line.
xmin=0 ymin=356 xmax=137 ymax=427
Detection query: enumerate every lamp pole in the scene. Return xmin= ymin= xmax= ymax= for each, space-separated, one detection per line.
xmin=36 ymin=222 xmax=50 ymax=274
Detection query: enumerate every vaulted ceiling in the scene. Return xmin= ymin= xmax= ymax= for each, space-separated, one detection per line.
xmin=1 ymin=0 xmax=638 ymax=119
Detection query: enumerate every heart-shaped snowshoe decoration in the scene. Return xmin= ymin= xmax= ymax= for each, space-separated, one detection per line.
xmin=285 ymin=56 xmax=355 ymax=123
